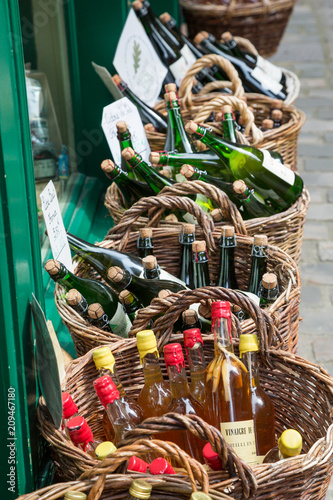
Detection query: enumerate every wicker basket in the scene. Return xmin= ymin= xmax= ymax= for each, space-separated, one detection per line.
xmin=180 ymin=0 xmax=298 ymax=58
xmin=105 ymin=180 xmax=309 ymax=264
xmin=56 ymin=193 xmax=301 ymax=355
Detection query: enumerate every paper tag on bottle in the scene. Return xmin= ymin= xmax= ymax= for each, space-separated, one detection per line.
xmin=40 ymin=181 xmax=73 ymax=271
xmin=220 ymin=419 xmax=258 ymax=465
xmin=169 ymin=45 xmax=196 ymax=87
xmin=102 ymin=97 xmax=151 ymax=165
xmin=109 ymin=302 xmax=132 ymax=338
xmin=113 ymin=9 xmax=168 ymax=107
xmin=256 ymin=55 xmax=283 ymax=83
xmin=251 ymin=66 xmax=283 ymax=94
xmin=260 ymin=149 xmax=295 ymax=186
xmin=235 ymin=290 xmax=260 ymax=307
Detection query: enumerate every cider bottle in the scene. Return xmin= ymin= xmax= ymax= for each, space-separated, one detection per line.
xmin=137 ymin=228 xmax=154 ymax=259
xmin=61 ymin=392 xmax=79 ymax=435
xmin=191 ymin=241 xmax=211 ymax=289
xmin=65 ymin=289 xmax=88 ymax=317
xmin=127 ymin=456 xmax=149 ymax=472
xmin=67 ymin=417 xmax=102 ymax=456
xmin=119 ymin=290 xmax=143 ymax=323
xmin=216 ymin=226 xmax=238 ymax=289
xmin=87 ymin=303 xmax=111 ymax=331
xmin=259 ymin=273 xmax=279 ymax=307
xmin=142 ymin=256 xmax=160 ymax=280
xmin=247 ymin=235 xmax=268 ymax=297
xmin=179 ymin=223 xmax=195 ymax=287
xmin=183 ymin=328 xmax=207 ymax=406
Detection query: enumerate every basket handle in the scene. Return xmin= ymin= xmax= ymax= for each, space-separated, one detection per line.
xmin=120 ymin=413 xmax=257 ymax=499
xmin=179 ymin=54 xmax=244 ymax=110
xmin=226 ymin=0 xmax=271 ymax=19
xmin=232 ymin=36 xmax=259 ymax=56
xmin=107 ymin=194 xmax=217 ymax=253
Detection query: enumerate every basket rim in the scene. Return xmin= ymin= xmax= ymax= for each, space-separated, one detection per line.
xmin=179 ymin=0 xmax=297 ymax=16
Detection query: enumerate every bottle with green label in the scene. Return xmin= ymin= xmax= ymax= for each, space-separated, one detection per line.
xmin=191 ymin=240 xmax=211 ymax=289
xmin=164 ymin=91 xmax=198 ymax=154
xmin=259 ymin=273 xmax=279 ymax=307
xmin=247 ymin=235 xmax=268 ymax=297
xmin=44 ymin=259 xmax=131 ymax=338
xmin=222 ymin=105 xmax=238 ymax=143
xmin=179 ymin=223 xmax=195 ymax=287
xmin=216 ymin=226 xmax=238 ymax=289
xmin=185 ymin=121 xmax=303 ymax=210
xmin=233 ymin=180 xmax=276 ymax=219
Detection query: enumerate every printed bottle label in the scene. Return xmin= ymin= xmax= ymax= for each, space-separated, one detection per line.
xmin=220 ymin=419 xmax=258 ymax=465
xmin=260 ymin=149 xmax=295 ymax=186
xmin=256 ymin=55 xmax=283 ymax=83
xmin=109 ymin=302 xmax=132 ymax=338
xmin=170 ymin=46 xmax=195 ymax=87
xmin=251 ymin=66 xmax=283 ymax=95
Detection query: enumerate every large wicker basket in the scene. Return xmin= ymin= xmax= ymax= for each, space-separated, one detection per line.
xmin=105 ymin=180 xmax=309 ymax=264
xmin=180 ymin=0 xmax=298 ymax=58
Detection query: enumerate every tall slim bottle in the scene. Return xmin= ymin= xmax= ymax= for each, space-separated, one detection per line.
xmin=239 ymin=333 xmax=276 ymax=462
xmin=191 ymin=240 xmax=211 ymax=289
xmin=137 ymin=228 xmax=154 ymax=259
xmin=67 ymin=417 xmax=102 ymax=456
xmin=163 ymin=91 xmax=198 ymax=154
xmin=179 ymin=223 xmax=195 ymax=287
xmin=183 ymin=328 xmax=207 ymax=406
xmin=222 ymin=105 xmax=237 ymax=143
xmin=116 ymin=121 xmax=139 ymax=179
xmin=263 ymin=429 xmax=302 ymax=463
xmin=206 ymin=301 xmax=258 ymax=465
xmin=247 ymin=235 xmax=268 ymax=297
xmin=216 ymin=226 xmax=238 ymax=289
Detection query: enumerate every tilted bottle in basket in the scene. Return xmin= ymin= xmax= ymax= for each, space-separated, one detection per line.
xmin=116 ymin=121 xmax=140 ymax=179
xmin=221 ymin=105 xmax=237 ymax=143
xmin=87 ymin=303 xmax=112 ymax=331
xmin=65 ymin=289 xmax=88 ymax=317
xmin=44 ymin=259 xmax=131 ymax=338
xmin=183 ymin=328 xmax=208 ymax=406
xmin=263 ymin=429 xmax=302 ymax=463
xmin=61 ymin=392 xmax=79 ymax=436
xmin=142 ymin=255 xmax=161 ymax=279
xmin=233 ymin=180 xmax=276 ymax=219
xmin=186 ymin=121 xmax=303 ymax=210
xmin=216 ymin=226 xmax=238 ymax=289
xmin=119 ymin=290 xmax=143 ymax=322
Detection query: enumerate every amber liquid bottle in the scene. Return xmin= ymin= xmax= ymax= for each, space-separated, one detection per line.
xmin=183 ymin=328 xmax=207 ymax=406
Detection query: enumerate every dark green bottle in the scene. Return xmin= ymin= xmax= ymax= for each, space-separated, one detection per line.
xmin=137 ymin=228 xmax=154 ymax=259
xmin=179 ymin=223 xmax=195 ymax=287
xmin=233 ymin=180 xmax=276 ymax=219
xmin=191 ymin=240 xmax=211 ymax=289
xmin=87 ymin=303 xmax=111 ymax=331
xmin=216 ymin=226 xmax=238 ymax=289
xmin=247 ymin=235 xmax=268 ymax=297
xmin=185 ymin=121 xmax=303 ymax=210
xmin=116 ymin=121 xmax=140 ymax=179
xmin=142 ymin=1 xmax=180 ymax=50
xmin=101 ymin=159 xmax=154 ymax=208
xmin=44 ymin=259 xmax=131 ymax=337
xmin=163 ymin=91 xmax=198 ymax=154
xmin=259 ymin=273 xmax=279 ymax=307
xmin=182 ymin=308 xmax=201 ymax=331
xmin=271 ymin=110 xmax=283 ymax=128
xmin=222 ymin=105 xmax=237 ymax=143
xmin=65 ymin=289 xmax=88 ymax=317
xmin=142 ymin=255 xmax=161 ymax=279
xmin=107 ymin=266 xmax=186 ymax=307
xmin=119 ymin=290 xmax=144 ymax=323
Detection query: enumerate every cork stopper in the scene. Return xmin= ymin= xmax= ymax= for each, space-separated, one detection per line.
xmin=143 ymin=255 xmax=157 ymax=270
xmin=222 ymin=31 xmax=232 ymax=42
xmin=112 ymin=74 xmax=122 ymax=85
xmin=164 ymin=214 xmax=178 ymax=222
xmin=192 ymin=240 xmax=206 ymax=253
xmin=183 ymin=223 xmax=195 ymax=235
xmin=160 ymin=12 xmax=171 ymax=23
xmin=160 ymin=168 xmax=172 ymax=178
xmin=262 ymin=119 xmax=274 ymax=130
xmin=158 ymin=289 xmax=172 ymax=299
xmin=262 ymin=273 xmax=277 ymax=290
xmin=122 ymin=147 xmax=135 ymax=160
xmin=271 ymin=109 xmax=283 ymax=120
xmin=198 ymin=302 xmax=211 ymax=319
xmin=165 ymin=83 xmax=177 ymax=93
xmin=101 ymin=159 xmax=115 ymax=174
xmin=221 ymin=225 xmax=235 ymax=238
xmin=271 ymin=99 xmax=283 ymax=110
xmin=254 ymin=234 xmax=268 ymax=247
xmin=180 ymin=164 xmax=195 ymax=178
xmin=88 ymin=303 xmax=105 ymax=320
xmin=119 ymin=290 xmax=135 ymax=305
xmin=233 ymin=180 xmax=247 ymax=194
xmin=149 ymin=152 xmax=160 ymax=165
xmin=66 ymin=289 xmax=83 ymax=306
xmin=45 ymin=259 xmax=61 ymax=275
xmin=165 ymin=91 xmax=177 ymax=102
xmin=116 ymin=121 xmax=128 ymax=133
xmin=193 ymin=32 xmax=205 ymax=45
xmin=144 ymin=123 xmax=155 ymax=132
xmin=132 ymin=1 xmax=143 ymax=11
xmin=182 ymin=309 xmax=198 ymax=324
xmin=185 ymin=121 xmax=198 ymax=134
xmin=210 ymin=208 xmax=223 ymax=222
xmin=223 ymin=105 xmax=233 ymax=114
xmin=108 ymin=266 xmax=125 ymax=282
xmin=140 ymin=228 xmax=153 ymax=239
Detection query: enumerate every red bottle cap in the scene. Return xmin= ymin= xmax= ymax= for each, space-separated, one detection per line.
xmin=67 ymin=416 xmax=93 ymax=447
xmin=211 ymin=301 xmax=231 ymax=319
xmin=62 ymin=392 xmax=79 ymax=419
xmin=93 ymin=375 xmax=120 ymax=409
xmin=163 ymin=343 xmax=185 ymax=371
xmin=183 ymin=328 xmax=203 ymax=349
xmin=202 ymin=443 xmax=223 ymax=471
xmin=127 ymin=456 xmax=149 ymax=473
xmin=149 ymin=457 xmax=175 ymax=475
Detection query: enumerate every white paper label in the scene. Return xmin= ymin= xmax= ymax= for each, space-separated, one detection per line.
xmin=40 ymin=181 xmax=73 ymax=271
xmin=113 ymin=9 xmax=168 ymax=107
xmin=260 ymin=149 xmax=295 ymax=186
xmin=170 ymin=46 xmax=196 ymax=87
xmin=251 ymin=66 xmax=283 ymax=95
xmin=256 ymin=55 xmax=283 ymax=83
xmin=109 ymin=302 xmax=132 ymax=338
xmin=220 ymin=419 xmax=258 ymax=465
xmin=102 ymin=97 xmax=151 ymax=165
xmin=235 ymin=290 xmax=260 ymax=307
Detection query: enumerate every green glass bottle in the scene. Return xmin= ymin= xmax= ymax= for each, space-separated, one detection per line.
xmin=216 ymin=226 xmax=238 ymax=289
xmin=101 ymin=159 xmax=154 ymax=208
xmin=259 ymin=273 xmax=279 ymax=307
xmin=163 ymin=91 xmax=198 ymax=154
xmin=137 ymin=228 xmax=154 ymax=259
xmin=87 ymin=303 xmax=111 ymax=331
xmin=107 ymin=266 xmax=186 ymax=307
xmin=142 ymin=255 xmax=161 ymax=279
xmin=191 ymin=240 xmax=211 ymax=289
xmin=185 ymin=121 xmax=303 ymax=210
xmin=65 ymin=289 xmax=88 ymax=317
xmin=44 ymin=259 xmax=131 ymax=338
xmin=119 ymin=290 xmax=143 ymax=323
xmin=222 ymin=105 xmax=237 ymax=143
xmin=247 ymin=235 xmax=268 ymax=297
xmin=116 ymin=121 xmax=140 ymax=179
xmin=179 ymin=223 xmax=195 ymax=287
xmin=233 ymin=180 xmax=276 ymax=219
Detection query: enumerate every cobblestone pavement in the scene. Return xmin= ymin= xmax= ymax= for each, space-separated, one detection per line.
xmin=270 ymin=0 xmax=333 ymax=496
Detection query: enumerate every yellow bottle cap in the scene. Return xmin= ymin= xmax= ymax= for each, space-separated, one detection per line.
xmin=278 ymin=429 xmax=302 ymax=458
xmin=92 ymin=346 xmax=115 ymax=373
xmin=64 ymin=492 xmax=87 ymax=500
xmin=190 ymin=494 xmax=212 ymax=500
xmin=129 ymin=480 xmax=152 ymax=499
xmin=239 ymin=334 xmax=259 ymax=357
xmin=95 ymin=441 xmax=117 ymax=460
xmin=136 ymin=330 xmax=159 ymax=365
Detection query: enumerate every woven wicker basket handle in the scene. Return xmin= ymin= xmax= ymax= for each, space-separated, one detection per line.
xmin=131 ymin=285 xmax=279 ymax=355
xmin=226 ymin=0 xmax=271 ymax=18
xmin=158 ymin=180 xmax=247 ymax=235
xmin=107 ymin=194 xmax=217 ymax=253
xmin=194 ymin=95 xmax=264 ymax=144
xmin=179 ymin=54 xmax=244 ymax=110
xmin=120 ymin=413 xmax=257 ymax=499
xmin=233 ymin=36 xmax=259 ymax=56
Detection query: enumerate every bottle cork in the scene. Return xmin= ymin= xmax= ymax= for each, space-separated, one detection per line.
xmin=271 ymin=109 xmax=283 ymax=120
xmin=193 ymin=32 xmax=205 ymax=45
xmin=221 ymin=225 xmax=235 ymax=238
xmin=185 ymin=121 xmax=198 ymax=134
xmin=165 ymin=214 xmax=178 ymax=222
xmin=88 ymin=303 xmax=105 ymax=320
xmin=192 ymin=240 xmax=206 ymax=253
xmin=210 ymin=208 xmax=223 ymax=222
xmin=45 ymin=259 xmax=61 ymax=275
xmin=160 ymin=168 xmax=172 ymax=178
xmin=262 ymin=273 xmax=277 ymax=290
xmin=198 ymin=302 xmax=211 ymax=319
xmin=140 ymin=228 xmax=153 ymax=239
xmin=107 ymin=266 xmax=125 ymax=282
xmin=199 ymin=31 xmax=209 ymax=38
xmin=223 ymin=105 xmax=233 ymax=114
xmin=144 ymin=123 xmax=155 ymax=132
xmin=66 ymin=289 xmax=83 ymax=305
xmin=182 ymin=309 xmax=198 ymax=323
xmin=116 ymin=121 xmax=128 ymax=133
xmin=160 ymin=12 xmax=171 ymax=23
xmin=233 ymin=180 xmax=247 ymax=194
xmin=222 ymin=31 xmax=232 ymax=42
xmin=262 ymin=119 xmax=274 ymax=130
xmin=101 ymin=159 xmax=115 ymax=173
xmin=165 ymin=91 xmax=177 ymax=102
xmin=180 ymin=164 xmax=195 ymax=178
xmin=132 ymin=1 xmax=143 ymax=11
xmin=112 ymin=74 xmax=122 ymax=86
xmin=158 ymin=289 xmax=172 ymax=299
xmin=183 ymin=223 xmax=195 ymax=235
xmin=253 ymin=234 xmax=268 ymax=247
xmin=149 ymin=152 xmax=160 ymax=164
xmin=143 ymin=255 xmax=157 ymax=270
xmin=119 ymin=290 xmax=135 ymax=305
xmin=121 ymin=147 xmax=135 ymax=160
xmin=165 ymin=83 xmax=177 ymax=93
xmin=271 ymin=99 xmax=283 ymax=110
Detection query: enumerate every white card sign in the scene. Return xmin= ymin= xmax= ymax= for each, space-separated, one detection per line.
xmin=40 ymin=181 xmax=72 ymax=271
xmin=113 ymin=9 xmax=167 ymax=107
xmin=102 ymin=97 xmax=151 ymax=165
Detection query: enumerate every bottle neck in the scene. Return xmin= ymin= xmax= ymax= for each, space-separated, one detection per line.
xmin=212 ymin=315 xmax=233 ymax=353
xmin=222 ymin=112 xmax=237 ymax=143
xmin=49 ymin=265 xmax=71 ymax=283
xmin=118 ymin=130 xmax=133 ymax=151
xmin=106 ymin=397 xmax=135 ymax=442
xmin=186 ymin=343 xmax=206 ymax=373
xmin=126 ymin=155 xmax=174 ymax=193
xmin=241 ymin=351 xmax=260 ymax=388
xmin=166 ymin=100 xmax=197 ymax=153
xmin=144 ymin=266 xmax=161 ymax=280
xmin=142 ymin=352 xmax=164 ymax=384
xmin=226 ymin=38 xmax=244 ymax=59
xmin=179 ymin=232 xmax=195 ymax=245
xmin=167 ymin=364 xmax=190 ymax=399
xmin=98 ymin=367 xmax=127 ymax=398
xmin=216 ymin=243 xmax=237 ymax=289
xmin=90 ymin=313 xmax=110 ymax=330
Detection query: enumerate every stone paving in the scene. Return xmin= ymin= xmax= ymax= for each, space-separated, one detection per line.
xmin=270 ymin=0 xmax=333 ymax=496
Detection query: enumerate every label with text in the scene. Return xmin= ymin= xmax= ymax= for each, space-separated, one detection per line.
xmin=220 ymin=419 xmax=258 ymax=465
xmin=260 ymin=149 xmax=295 ymax=186
xmin=109 ymin=302 xmax=132 ymax=338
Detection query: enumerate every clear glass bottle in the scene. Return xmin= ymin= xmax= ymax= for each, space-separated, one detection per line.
xmin=202 ymin=442 xmax=223 ymax=471
xmin=67 ymin=416 xmax=102 ymax=457
xmin=183 ymin=328 xmax=207 ymax=406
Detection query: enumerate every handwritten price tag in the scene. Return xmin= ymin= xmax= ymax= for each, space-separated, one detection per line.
xmin=40 ymin=181 xmax=72 ymax=271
